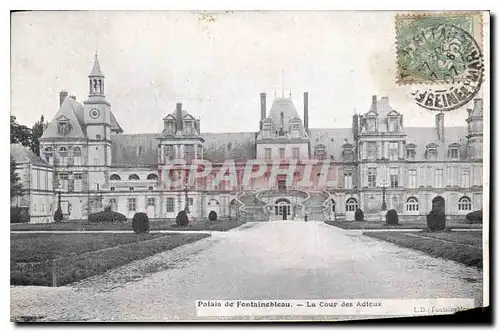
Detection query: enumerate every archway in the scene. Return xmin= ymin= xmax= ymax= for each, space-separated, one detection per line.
xmin=432 ymin=196 xmax=445 ymax=214
xmin=274 ymin=198 xmax=291 ymax=220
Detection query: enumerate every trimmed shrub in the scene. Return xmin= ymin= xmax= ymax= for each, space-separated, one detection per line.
xmin=176 ymin=210 xmax=189 ymax=226
xmin=132 ymin=212 xmax=150 ymax=234
xmin=53 ymin=207 xmax=64 ymax=222
xmin=11 ymin=207 xmax=30 ymax=223
xmin=385 ymin=209 xmax=399 ymax=225
xmin=426 ymin=210 xmax=446 ymax=231
xmin=208 ymin=211 xmax=218 ymax=222
xmin=354 ymin=208 xmax=364 ymax=221
xmin=466 ymin=210 xmax=482 ymax=223
xmin=88 ymin=209 xmax=127 ymax=224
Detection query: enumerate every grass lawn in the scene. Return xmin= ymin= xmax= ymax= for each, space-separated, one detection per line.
xmin=11 ymin=219 xmax=246 ymax=232
xmin=364 ymin=231 xmax=483 ymax=269
xmin=324 ymin=219 xmax=482 ymax=230
xmin=11 ymin=232 xmax=209 ymax=286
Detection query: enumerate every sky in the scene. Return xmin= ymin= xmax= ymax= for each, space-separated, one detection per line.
xmin=11 ymin=11 xmax=483 ymax=133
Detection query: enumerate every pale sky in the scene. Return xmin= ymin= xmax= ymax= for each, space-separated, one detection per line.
xmin=11 ymin=11 xmax=480 ymax=133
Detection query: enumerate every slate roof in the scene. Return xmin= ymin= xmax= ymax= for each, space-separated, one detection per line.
xmin=405 ymin=126 xmax=469 ymax=160
xmin=266 ymin=97 xmax=301 ymax=129
xmin=111 ymin=134 xmax=159 ymax=166
xmin=309 ymin=128 xmax=354 ymax=161
xmin=10 ymin=143 xmax=51 ymax=167
xmin=89 ymin=53 xmax=104 ymax=77
xmin=41 ymin=97 xmax=87 ymax=139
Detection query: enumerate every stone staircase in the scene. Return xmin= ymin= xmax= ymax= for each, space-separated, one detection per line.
xmin=235 ymin=191 xmax=269 ymax=221
xmin=304 ymin=191 xmax=333 ymax=220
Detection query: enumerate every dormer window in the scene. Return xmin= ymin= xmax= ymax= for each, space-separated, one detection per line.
xmin=314 ymin=144 xmax=327 ymax=160
xmin=425 ymin=143 xmax=439 ymax=159
xmin=165 ymin=120 xmax=175 ymax=135
xmin=184 ymin=120 xmax=193 ymax=134
xmin=367 ymin=118 xmax=376 ymax=132
xmin=448 ymin=143 xmax=461 ymax=160
xmin=450 ymin=148 xmax=459 ymax=159
xmin=57 ymin=119 xmax=70 ymax=135
xmin=388 ymin=117 xmax=400 ymax=132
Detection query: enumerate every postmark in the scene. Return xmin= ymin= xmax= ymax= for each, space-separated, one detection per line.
xmin=395 ymin=13 xmax=484 ymax=111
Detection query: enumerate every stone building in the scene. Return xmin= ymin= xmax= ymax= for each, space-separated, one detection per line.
xmin=11 ymin=55 xmax=484 ymax=222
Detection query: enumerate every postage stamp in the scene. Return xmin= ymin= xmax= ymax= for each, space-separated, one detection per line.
xmin=396 ymin=12 xmax=485 ymax=111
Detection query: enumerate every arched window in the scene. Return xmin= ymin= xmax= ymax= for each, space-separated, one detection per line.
xmin=44 ymin=147 xmax=53 ymax=152
xmin=345 ymin=198 xmax=358 ymax=212
xmin=208 ymin=199 xmax=220 ymax=206
xmin=147 ymin=173 xmax=158 ymax=180
xmin=331 ymin=198 xmax=336 ymax=212
xmin=458 ymin=196 xmax=472 ymax=211
xmin=110 ymin=174 xmax=121 ymax=181
xmin=128 ymin=174 xmax=140 ymax=180
xmin=73 ymin=146 xmax=82 ymax=155
xmin=406 ymin=196 xmax=419 ymax=211
xmin=59 ymin=147 xmax=67 ymax=154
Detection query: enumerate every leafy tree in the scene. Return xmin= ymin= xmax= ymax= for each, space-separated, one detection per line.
xmin=10 ymin=156 xmax=24 ymax=199
xmin=10 ymin=115 xmax=32 ymax=148
xmin=31 ymin=115 xmax=45 ymax=156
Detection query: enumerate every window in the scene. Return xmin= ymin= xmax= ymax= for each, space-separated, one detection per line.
xmin=265 ymin=148 xmax=272 ymax=161
xmin=96 ymin=183 xmax=100 ymax=191
xmin=184 ymin=145 xmax=195 ymax=163
xmin=461 ymin=170 xmax=470 ymax=188
xmin=390 ymin=168 xmax=399 ymax=188
xmin=367 ymin=167 xmax=377 ymax=188
xmin=279 ymin=148 xmax=285 ymax=160
xmin=188 ymin=198 xmax=194 ymax=206
xmin=450 ymin=148 xmax=459 ymax=159
xmin=345 ymin=198 xmax=358 ymax=212
xmin=458 ymin=196 xmax=472 ymax=211
xmin=109 ymin=198 xmax=116 ymax=206
xmin=408 ymin=169 xmax=417 ymax=188
xmin=129 ymin=186 xmax=134 ymax=191
xmin=96 ymin=134 xmax=101 ymax=139
xmin=406 ymin=197 xmax=419 ymax=211
xmin=292 ymin=147 xmax=300 ymax=160
xmin=128 ymin=174 xmax=140 ymax=180
xmin=165 ymin=145 xmax=175 ymax=161
xmin=110 ymin=187 xmax=115 ymax=192
xmin=406 ymin=148 xmax=416 ymax=160
xmin=94 ymin=158 xmax=99 ymax=165
xmin=57 ymin=121 xmax=70 ymax=135
xmin=147 ymin=198 xmax=155 ymax=206
xmin=426 ymin=148 xmax=438 ymax=159
xmin=331 ymin=199 xmax=336 ymax=212
xmin=148 ymin=186 xmax=153 ymax=191
xmin=367 ymin=118 xmax=376 ymax=132
xmin=184 ymin=121 xmax=193 ymax=134
xmin=59 ymin=173 xmax=69 ymax=180
xmin=110 ymin=174 xmax=121 ymax=180
xmin=147 ymin=173 xmax=158 ymax=180
xmin=388 ymin=118 xmax=400 ymax=132
xmin=344 ymin=172 xmax=353 ymax=189
xmin=367 ymin=142 xmax=377 ymax=159
xmin=389 ymin=142 xmax=399 ymax=161
xmin=128 ymin=198 xmax=136 ymax=211
xmin=435 ymin=169 xmax=443 ymax=188
xmin=166 ymin=197 xmax=175 ymax=212
xmin=314 ymin=144 xmax=326 ymax=160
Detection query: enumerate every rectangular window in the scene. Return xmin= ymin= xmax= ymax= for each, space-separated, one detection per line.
xmin=450 ymin=148 xmax=459 ymax=159
xmin=265 ymin=148 xmax=272 ymax=161
xmin=367 ymin=167 xmax=377 ymax=188
xmin=408 ymin=169 xmax=417 ymax=188
xmin=344 ymin=173 xmax=353 ymax=189
xmin=147 ymin=198 xmax=155 ymax=206
xmin=74 ymin=173 xmax=83 ymax=180
xmin=128 ymin=198 xmax=136 ymax=211
xmin=110 ymin=187 xmax=115 ymax=192
xmin=435 ymin=169 xmax=443 ymax=188
xmin=184 ymin=145 xmax=195 ymax=163
xmin=389 ymin=142 xmax=399 ymax=161
xmin=279 ymin=148 xmax=285 ymax=160
xmin=390 ymin=168 xmax=399 ymax=188
xmin=96 ymin=183 xmax=100 ymax=191
xmin=94 ymin=158 xmax=99 ymax=165
xmin=188 ymin=197 xmax=194 ymax=206
xmin=461 ymin=170 xmax=470 ymax=188
xmin=165 ymin=145 xmax=175 ymax=162
xmin=129 ymin=186 xmax=134 ymax=191
xmin=367 ymin=142 xmax=377 ymax=159
xmin=406 ymin=149 xmax=416 ymax=160
xmin=148 ymin=186 xmax=153 ymax=191
xmin=166 ymin=197 xmax=175 ymax=212
xmin=292 ymin=147 xmax=300 ymax=160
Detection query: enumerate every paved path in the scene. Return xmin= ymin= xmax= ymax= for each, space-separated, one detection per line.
xmin=11 ymin=221 xmax=483 ymax=322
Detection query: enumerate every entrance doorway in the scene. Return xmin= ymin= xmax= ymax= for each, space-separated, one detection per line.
xmin=274 ymin=198 xmax=291 ymax=220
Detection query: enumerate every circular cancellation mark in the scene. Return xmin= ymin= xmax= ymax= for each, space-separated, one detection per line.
xmin=398 ymin=22 xmax=484 ymax=112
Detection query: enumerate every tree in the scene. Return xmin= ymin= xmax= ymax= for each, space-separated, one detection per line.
xmin=10 ymin=115 xmax=32 ymax=148
xmin=31 ymin=115 xmax=45 ymax=156
xmin=10 ymin=156 xmax=24 ymax=199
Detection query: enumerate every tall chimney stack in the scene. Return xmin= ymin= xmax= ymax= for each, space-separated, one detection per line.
xmin=435 ymin=111 xmax=445 ymax=142
xmin=260 ymin=93 xmax=266 ymax=130
xmin=372 ymin=95 xmax=377 ymax=112
xmin=303 ymin=92 xmax=309 ymax=133
xmin=175 ymin=102 xmax=183 ymax=132
xmin=59 ymin=91 xmax=68 ymax=106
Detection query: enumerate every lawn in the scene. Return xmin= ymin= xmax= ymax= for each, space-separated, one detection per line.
xmin=364 ymin=231 xmax=483 ymax=269
xmin=11 ymin=232 xmax=209 ymax=286
xmin=11 ymin=219 xmax=246 ymax=232
xmin=324 ymin=219 xmax=482 ymax=230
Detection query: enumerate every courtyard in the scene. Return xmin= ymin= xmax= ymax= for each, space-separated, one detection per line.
xmin=11 ymin=220 xmax=483 ymax=321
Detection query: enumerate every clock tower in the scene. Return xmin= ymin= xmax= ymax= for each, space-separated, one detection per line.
xmin=83 ymin=53 xmax=112 ymax=190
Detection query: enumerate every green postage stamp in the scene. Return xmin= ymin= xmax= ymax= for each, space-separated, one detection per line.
xmin=395 ymin=12 xmax=484 ymax=111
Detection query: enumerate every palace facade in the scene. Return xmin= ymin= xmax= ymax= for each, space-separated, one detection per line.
xmin=11 ymin=55 xmax=484 ymax=223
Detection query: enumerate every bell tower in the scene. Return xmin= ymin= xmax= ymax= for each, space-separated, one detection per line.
xmin=83 ymin=52 xmax=112 ymax=192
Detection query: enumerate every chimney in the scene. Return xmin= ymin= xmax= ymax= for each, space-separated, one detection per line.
xmin=69 ymin=95 xmax=76 ymax=100
xmin=260 ymin=93 xmax=266 ymax=130
xmin=303 ymin=92 xmax=309 ymax=133
xmin=435 ymin=111 xmax=445 ymax=142
xmin=175 ymin=102 xmax=183 ymax=132
xmin=59 ymin=91 xmax=68 ymax=106
xmin=372 ymin=95 xmax=377 ymax=112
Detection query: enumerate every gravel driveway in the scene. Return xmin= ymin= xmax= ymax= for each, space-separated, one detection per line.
xmin=11 ymin=221 xmax=483 ymax=322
